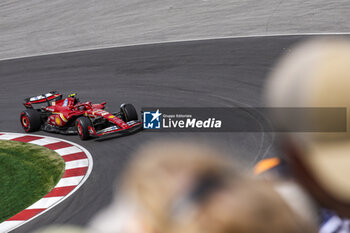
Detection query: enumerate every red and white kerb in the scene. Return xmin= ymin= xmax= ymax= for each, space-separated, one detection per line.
xmin=0 ymin=132 xmax=93 ymax=233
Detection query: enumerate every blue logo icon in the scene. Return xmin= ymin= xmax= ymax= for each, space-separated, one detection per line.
xmin=143 ymin=109 xmax=162 ymax=129
xmin=63 ymin=98 xmax=68 ymax=106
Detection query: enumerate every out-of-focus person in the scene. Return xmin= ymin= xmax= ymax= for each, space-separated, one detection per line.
xmin=264 ymin=38 xmax=350 ymax=232
xmin=89 ymin=140 xmax=317 ymax=233
xmin=30 ymin=225 xmax=87 ymax=233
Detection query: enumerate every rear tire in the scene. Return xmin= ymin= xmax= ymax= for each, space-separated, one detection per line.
xmin=121 ymin=104 xmax=138 ymax=122
xmin=76 ymin=117 xmax=92 ymax=140
xmin=20 ymin=109 xmax=41 ymax=132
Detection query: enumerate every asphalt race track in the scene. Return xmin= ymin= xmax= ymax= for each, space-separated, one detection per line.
xmin=0 ymin=35 xmax=308 ymax=232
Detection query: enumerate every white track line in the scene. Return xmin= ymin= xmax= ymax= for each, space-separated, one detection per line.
xmin=0 ymin=134 xmax=24 ymax=140
xmin=27 ymin=197 xmax=63 ymax=209
xmin=55 ymin=176 xmax=84 ymax=187
xmin=55 ymin=146 xmax=83 ymax=156
xmin=65 ymin=159 xmax=89 ymax=170
xmin=1 ymin=32 xmax=350 ymax=62
xmin=29 ymin=138 xmax=60 ymax=146
xmin=0 ymin=222 xmax=21 ymax=232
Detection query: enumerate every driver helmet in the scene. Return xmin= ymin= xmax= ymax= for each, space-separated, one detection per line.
xmin=68 ymin=93 xmax=80 ymax=105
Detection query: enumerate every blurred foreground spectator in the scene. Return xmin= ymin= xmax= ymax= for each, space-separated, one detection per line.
xmin=31 ymin=225 xmax=86 ymax=233
xmin=264 ymin=38 xmax=350 ymax=232
xmin=89 ymin=140 xmax=316 ymax=233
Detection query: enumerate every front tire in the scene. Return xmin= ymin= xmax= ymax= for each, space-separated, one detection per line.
xmin=76 ymin=117 xmax=92 ymax=140
xmin=20 ymin=109 xmax=41 ymax=132
xmin=121 ymin=103 xmax=138 ymax=122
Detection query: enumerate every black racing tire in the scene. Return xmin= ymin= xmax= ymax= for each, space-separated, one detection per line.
xmin=76 ymin=117 xmax=92 ymax=140
xmin=121 ymin=103 xmax=138 ymax=122
xmin=20 ymin=109 xmax=41 ymax=132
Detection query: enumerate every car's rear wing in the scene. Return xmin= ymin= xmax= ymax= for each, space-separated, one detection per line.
xmin=24 ymin=91 xmax=63 ymax=108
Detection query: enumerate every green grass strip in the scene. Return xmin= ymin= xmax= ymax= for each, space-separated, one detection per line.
xmin=0 ymin=140 xmax=65 ymax=223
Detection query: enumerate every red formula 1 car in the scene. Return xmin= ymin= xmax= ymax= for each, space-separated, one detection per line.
xmin=20 ymin=91 xmax=142 ymax=140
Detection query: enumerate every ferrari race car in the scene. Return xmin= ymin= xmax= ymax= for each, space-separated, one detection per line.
xmin=20 ymin=91 xmax=142 ymax=140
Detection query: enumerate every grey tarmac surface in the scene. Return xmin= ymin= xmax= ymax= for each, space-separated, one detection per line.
xmin=0 ymin=0 xmax=349 ymax=60
xmin=0 ymin=35 xmax=309 ymax=232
